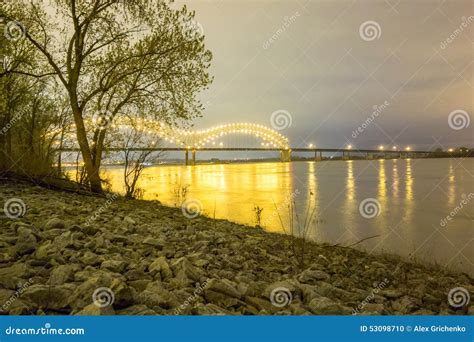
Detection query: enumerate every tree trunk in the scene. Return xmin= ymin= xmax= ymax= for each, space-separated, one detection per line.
xmin=70 ymin=98 xmax=103 ymax=193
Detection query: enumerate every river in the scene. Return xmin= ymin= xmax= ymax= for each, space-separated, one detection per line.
xmin=98 ymin=158 xmax=473 ymax=275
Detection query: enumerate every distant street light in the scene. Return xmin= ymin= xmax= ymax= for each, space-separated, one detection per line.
xmin=405 ymin=146 xmax=411 ymax=151
xmin=392 ymin=146 xmax=397 ymax=150
xmin=347 ymin=144 xmax=353 ymax=149
xmin=309 ymin=143 xmax=314 ymax=148
xmin=448 ymin=148 xmax=453 ymax=152
xmin=379 ymin=145 xmax=384 ymax=150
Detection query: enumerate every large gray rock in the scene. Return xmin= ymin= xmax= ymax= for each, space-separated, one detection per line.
xmin=0 ymin=263 xmax=31 ymax=289
xmin=101 ymin=260 xmax=127 ymax=273
xmin=50 ymin=265 xmax=80 ymax=285
xmin=15 ymin=233 xmax=37 ymax=256
xmin=308 ymin=297 xmax=348 ymax=314
xmin=148 ymin=257 xmax=173 ymax=280
xmin=297 ymin=269 xmax=330 ymax=283
xmin=22 ymin=284 xmax=75 ymax=311
xmin=44 ymin=218 xmax=65 ymax=230
xmin=205 ymin=279 xmax=241 ymax=298
xmin=72 ymin=273 xmax=134 ymax=309
xmin=171 ymin=257 xmax=205 ymax=282
xmin=75 ymin=303 xmax=115 ymax=315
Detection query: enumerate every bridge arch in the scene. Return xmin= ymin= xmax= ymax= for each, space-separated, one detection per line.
xmin=112 ymin=120 xmax=290 ymax=149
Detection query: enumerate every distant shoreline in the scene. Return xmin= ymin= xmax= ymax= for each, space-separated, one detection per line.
xmin=60 ymin=155 xmax=473 ymax=169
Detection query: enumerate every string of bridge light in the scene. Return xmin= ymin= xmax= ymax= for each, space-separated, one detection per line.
xmin=54 ymin=119 xmax=291 ymax=149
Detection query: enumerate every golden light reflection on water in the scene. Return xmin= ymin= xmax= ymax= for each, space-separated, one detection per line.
xmin=447 ymin=161 xmax=456 ymax=207
xmin=405 ymin=159 xmax=413 ymax=201
xmin=377 ymin=160 xmax=387 ymax=204
xmin=97 ymin=163 xmax=294 ymax=232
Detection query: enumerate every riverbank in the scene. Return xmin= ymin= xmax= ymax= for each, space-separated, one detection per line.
xmin=0 ymin=180 xmax=472 ymax=315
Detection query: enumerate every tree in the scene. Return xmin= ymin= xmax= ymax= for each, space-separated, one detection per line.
xmin=4 ymin=0 xmax=212 ymax=192
xmin=112 ymin=120 xmax=164 ymax=199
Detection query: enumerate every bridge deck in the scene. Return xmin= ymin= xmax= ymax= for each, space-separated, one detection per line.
xmin=58 ymin=147 xmax=430 ymax=153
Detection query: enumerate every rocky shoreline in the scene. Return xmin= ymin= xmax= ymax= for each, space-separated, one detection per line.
xmin=0 ymin=180 xmax=472 ymax=315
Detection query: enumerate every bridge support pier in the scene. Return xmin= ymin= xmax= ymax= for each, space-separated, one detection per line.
xmin=280 ymin=149 xmax=291 ymax=162
xmin=185 ymin=150 xmax=189 ymax=165
xmin=315 ymin=151 xmax=322 ymax=161
xmin=191 ymin=150 xmax=196 ymax=165
xmin=366 ymin=153 xmax=373 ymax=160
xmin=342 ymin=151 xmax=349 ymax=160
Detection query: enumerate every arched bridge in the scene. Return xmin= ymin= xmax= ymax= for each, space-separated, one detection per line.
xmin=58 ymin=119 xmax=431 ymax=165
xmin=108 ymin=119 xmax=292 ymax=164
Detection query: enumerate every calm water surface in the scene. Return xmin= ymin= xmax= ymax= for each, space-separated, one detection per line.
xmin=101 ymin=159 xmax=473 ymax=275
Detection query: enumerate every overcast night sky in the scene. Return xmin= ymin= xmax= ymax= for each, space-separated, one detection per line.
xmin=176 ymin=0 xmax=473 ymax=150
